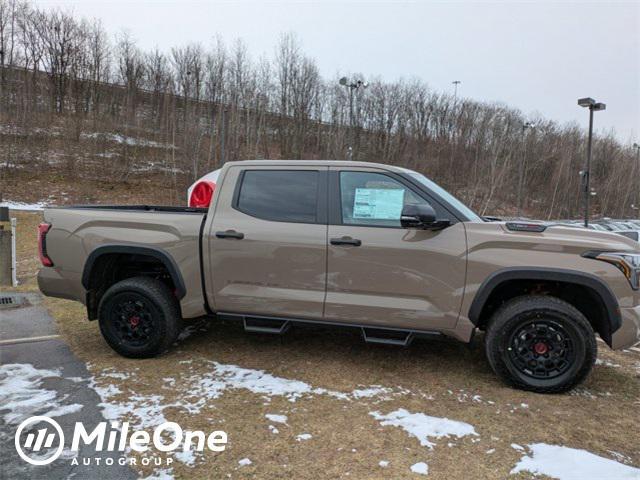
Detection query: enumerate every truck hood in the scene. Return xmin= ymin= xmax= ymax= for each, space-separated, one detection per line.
xmin=465 ymin=221 xmax=639 ymax=254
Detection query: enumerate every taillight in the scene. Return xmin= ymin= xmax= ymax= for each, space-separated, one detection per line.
xmin=189 ymin=180 xmax=216 ymax=208
xmin=38 ymin=223 xmax=53 ymax=267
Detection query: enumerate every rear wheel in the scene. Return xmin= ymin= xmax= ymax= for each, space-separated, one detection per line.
xmin=98 ymin=276 xmax=181 ymax=358
xmin=485 ymin=295 xmax=596 ymax=393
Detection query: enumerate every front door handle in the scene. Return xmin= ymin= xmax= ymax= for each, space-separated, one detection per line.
xmin=330 ymin=236 xmax=361 ymax=246
xmin=216 ymin=230 xmax=245 ymax=239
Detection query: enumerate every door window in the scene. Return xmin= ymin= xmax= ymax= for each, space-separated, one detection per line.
xmin=235 ymin=170 xmax=319 ymax=223
xmin=339 ymin=171 xmax=430 ymax=227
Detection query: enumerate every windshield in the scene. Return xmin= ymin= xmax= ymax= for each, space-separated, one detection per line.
xmin=406 ymin=171 xmax=482 ymax=222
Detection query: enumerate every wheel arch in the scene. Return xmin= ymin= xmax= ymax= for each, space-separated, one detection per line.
xmin=469 ymin=267 xmax=622 ymax=347
xmin=82 ymin=245 xmax=186 ymax=319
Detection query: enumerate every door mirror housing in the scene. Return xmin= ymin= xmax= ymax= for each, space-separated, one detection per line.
xmin=401 ymin=204 xmax=451 ymax=230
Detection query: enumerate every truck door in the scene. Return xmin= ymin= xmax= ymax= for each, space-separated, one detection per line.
xmin=206 ymin=165 xmax=328 ymax=319
xmin=324 ymin=167 xmax=467 ymax=331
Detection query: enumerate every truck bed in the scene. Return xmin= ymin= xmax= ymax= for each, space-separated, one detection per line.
xmin=38 ymin=204 xmax=208 ymax=318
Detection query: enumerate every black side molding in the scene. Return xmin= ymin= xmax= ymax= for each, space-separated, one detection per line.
xmin=81 ymin=245 xmax=187 ymax=299
xmin=468 ymin=267 xmax=622 ymax=338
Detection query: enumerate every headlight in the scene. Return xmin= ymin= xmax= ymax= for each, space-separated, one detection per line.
xmin=584 ymin=251 xmax=640 ymax=290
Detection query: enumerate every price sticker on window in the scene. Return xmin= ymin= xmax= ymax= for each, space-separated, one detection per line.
xmin=353 ymin=188 xmax=404 ymax=220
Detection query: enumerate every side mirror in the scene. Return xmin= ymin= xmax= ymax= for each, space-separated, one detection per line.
xmin=401 ymin=204 xmax=451 ymax=230
xmin=401 ymin=204 xmax=436 ymax=227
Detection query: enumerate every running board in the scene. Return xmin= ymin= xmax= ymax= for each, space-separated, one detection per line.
xmin=243 ymin=316 xmax=291 ymax=335
xmin=361 ymin=328 xmax=414 ymax=347
xmin=217 ymin=312 xmax=441 ymax=344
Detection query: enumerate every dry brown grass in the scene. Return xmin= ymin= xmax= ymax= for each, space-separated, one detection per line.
xmin=8 ymin=212 xmax=640 ymax=479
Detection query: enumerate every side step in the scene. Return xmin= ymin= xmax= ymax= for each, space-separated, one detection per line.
xmin=243 ymin=316 xmax=291 ymax=335
xmin=361 ymin=327 xmax=414 ymax=347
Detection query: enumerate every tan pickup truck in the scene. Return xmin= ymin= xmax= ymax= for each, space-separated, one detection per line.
xmin=38 ymin=160 xmax=640 ymax=393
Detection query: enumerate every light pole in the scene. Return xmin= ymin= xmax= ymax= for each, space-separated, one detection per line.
xmin=517 ymin=121 xmax=535 ymax=218
xmin=339 ymin=77 xmax=368 ymax=160
xmin=452 ymin=80 xmax=461 ymax=102
xmin=634 ymin=143 xmax=640 ymax=218
xmin=578 ymin=97 xmax=606 ymax=227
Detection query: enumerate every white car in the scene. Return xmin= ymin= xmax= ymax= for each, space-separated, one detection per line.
xmin=187 ymin=170 xmax=220 ymax=208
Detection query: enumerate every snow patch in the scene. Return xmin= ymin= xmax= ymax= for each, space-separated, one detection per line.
xmin=511 ymin=443 xmax=640 ymax=480
xmin=351 ymin=386 xmax=392 ymax=399
xmin=296 ymin=433 xmax=312 ymax=441
xmin=410 ymin=462 xmax=429 ymax=475
xmin=81 ymin=132 xmax=174 ymax=149
xmin=379 ymin=460 xmax=389 ymax=467
xmin=0 ymin=200 xmax=48 ymax=211
xmin=0 ymin=363 xmax=83 ymax=424
xmin=213 ymin=363 xmax=312 ymax=402
xmin=595 ymin=359 xmax=620 ymax=368
xmin=173 ymin=449 xmax=196 ymax=466
xmin=370 ymin=408 xmax=477 ymax=449
xmin=265 ymin=414 xmax=288 ymax=424
xmin=238 ymin=458 xmax=252 ymax=466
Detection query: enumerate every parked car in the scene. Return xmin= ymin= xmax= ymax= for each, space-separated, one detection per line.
xmin=616 ymin=230 xmax=640 ymax=242
xmin=38 ymin=160 xmax=640 ymax=393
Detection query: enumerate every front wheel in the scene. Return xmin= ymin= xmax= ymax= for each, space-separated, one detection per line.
xmin=485 ymin=295 xmax=597 ymax=393
xmin=98 ymin=276 xmax=181 ymax=358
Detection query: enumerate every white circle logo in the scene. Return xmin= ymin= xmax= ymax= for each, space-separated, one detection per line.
xmin=15 ymin=416 xmax=65 ymax=466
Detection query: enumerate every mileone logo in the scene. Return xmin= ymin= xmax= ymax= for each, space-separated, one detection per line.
xmin=15 ymin=416 xmax=227 ymax=466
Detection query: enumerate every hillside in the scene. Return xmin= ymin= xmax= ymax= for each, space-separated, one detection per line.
xmin=1 ymin=1 xmax=638 ymax=216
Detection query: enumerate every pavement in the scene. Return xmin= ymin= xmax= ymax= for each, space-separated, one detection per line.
xmin=0 ymin=292 xmax=137 ymax=480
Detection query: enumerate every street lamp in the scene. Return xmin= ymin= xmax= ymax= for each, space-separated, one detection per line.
xmin=634 ymin=143 xmax=640 ymax=219
xmin=577 ymin=97 xmax=606 ymax=227
xmin=517 ymin=121 xmax=536 ymax=218
xmin=340 ymin=77 xmax=368 ymax=160
xmin=452 ymin=80 xmax=461 ymax=102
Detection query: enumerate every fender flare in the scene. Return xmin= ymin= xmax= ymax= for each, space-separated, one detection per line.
xmin=81 ymin=245 xmax=186 ymax=299
xmin=468 ymin=267 xmax=622 ymax=342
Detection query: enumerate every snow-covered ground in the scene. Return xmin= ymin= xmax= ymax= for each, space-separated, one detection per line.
xmin=83 ymin=359 xmax=640 ymax=477
xmin=410 ymin=461 xmax=429 ymax=475
xmin=5 ymin=359 xmax=638 ymax=479
xmin=370 ymin=408 xmax=477 ymax=449
xmin=0 ymin=363 xmax=83 ymax=424
xmin=0 ymin=200 xmax=49 ymax=211
xmin=511 ymin=443 xmax=640 ymax=480
xmin=81 ymin=132 xmax=174 ymax=149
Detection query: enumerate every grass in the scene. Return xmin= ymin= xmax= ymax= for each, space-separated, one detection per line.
xmin=6 ymin=211 xmax=640 ymax=479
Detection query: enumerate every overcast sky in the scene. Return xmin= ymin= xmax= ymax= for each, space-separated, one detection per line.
xmin=36 ymin=0 xmax=639 ymax=144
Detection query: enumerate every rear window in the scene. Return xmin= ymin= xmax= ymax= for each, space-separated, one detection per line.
xmin=236 ymin=170 xmax=319 ymax=223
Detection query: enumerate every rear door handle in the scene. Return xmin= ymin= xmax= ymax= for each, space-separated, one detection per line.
xmin=330 ymin=236 xmax=361 ymax=246
xmin=216 ymin=230 xmax=245 ymax=239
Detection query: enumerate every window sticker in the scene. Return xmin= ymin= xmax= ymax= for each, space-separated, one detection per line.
xmin=353 ymin=188 xmax=404 ymax=219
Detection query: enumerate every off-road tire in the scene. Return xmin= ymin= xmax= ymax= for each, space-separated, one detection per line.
xmin=98 ymin=276 xmax=181 ymax=358
xmin=485 ymin=295 xmax=597 ymax=393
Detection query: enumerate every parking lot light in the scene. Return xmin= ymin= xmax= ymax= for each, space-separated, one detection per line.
xmin=634 ymin=143 xmax=640 ymax=219
xmin=340 ymin=76 xmax=368 ymax=160
xmin=578 ymin=97 xmax=606 ymax=227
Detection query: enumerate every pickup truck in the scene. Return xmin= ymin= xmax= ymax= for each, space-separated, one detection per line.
xmin=38 ymin=160 xmax=640 ymax=393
